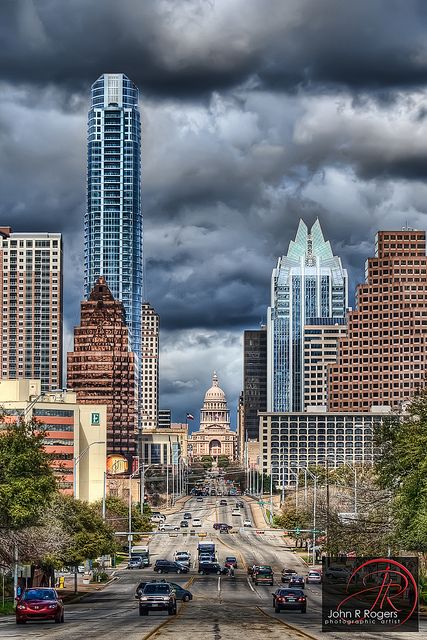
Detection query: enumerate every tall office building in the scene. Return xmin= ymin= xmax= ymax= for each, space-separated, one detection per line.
xmin=141 ymin=302 xmax=159 ymax=430
xmin=303 ymin=320 xmax=347 ymax=409
xmin=267 ymin=219 xmax=347 ymax=412
xmin=84 ymin=74 xmax=142 ymax=366
xmin=329 ymin=229 xmax=427 ymax=411
xmin=67 ymin=277 xmax=137 ymax=459
xmin=0 ymin=227 xmax=63 ymax=391
xmin=243 ymin=328 xmax=267 ymax=441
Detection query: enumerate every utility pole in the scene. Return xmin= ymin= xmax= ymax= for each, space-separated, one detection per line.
xmin=140 ymin=463 xmax=145 ymax=515
xmin=102 ymin=471 xmax=107 ymax=520
xmin=166 ymin=462 xmax=169 ymax=508
xmin=128 ymin=475 xmax=132 ymax=561
xmin=326 ymin=458 xmax=330 ymax=550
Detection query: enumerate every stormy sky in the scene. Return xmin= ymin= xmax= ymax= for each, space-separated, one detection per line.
xmin=2 ymin=0 xmax=427 ymax=429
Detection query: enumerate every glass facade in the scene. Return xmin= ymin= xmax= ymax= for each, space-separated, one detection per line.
xmin=267 ymin=220 xmax=347 ymax=412
xmin=84 ymin=74 xmax=142 ymax=367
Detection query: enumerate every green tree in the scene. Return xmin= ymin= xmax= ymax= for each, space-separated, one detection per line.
xmin=0 ymin=417 xmax=57 ymax=530
xmin=274 ymin=505 xmax=312 ymax=546
xmin=200 ymin=456 xmax=213 ymax=470
xmin=94 ymin=496 xmax=153 ymax=539
xmin=53 ymin=494 xmax=117 ymax=565
xmin=375 ymin=391 xmax=427 ymax=552
xmin=217 ymin=455 xmax=230 ymax=468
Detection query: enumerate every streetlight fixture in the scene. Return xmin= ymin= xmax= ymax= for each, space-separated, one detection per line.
xmin=73 ymin=441 xmax=105 ymax=498
xmin=298 ymin=465 xmax=318 ymax=566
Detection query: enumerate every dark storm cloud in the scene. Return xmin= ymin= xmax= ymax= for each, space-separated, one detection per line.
xmin=1 ymin=0 xmax=427 ymax=99
xmin=2 ymin=1 xmax=427 ymax=422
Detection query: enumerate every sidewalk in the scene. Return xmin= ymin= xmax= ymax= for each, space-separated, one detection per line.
xmin=243 ymin=495 xmax=269 ymax=529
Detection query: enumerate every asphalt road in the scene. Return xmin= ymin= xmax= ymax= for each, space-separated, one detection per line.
xmin=1 ymin=496 xmax=425 ymax=640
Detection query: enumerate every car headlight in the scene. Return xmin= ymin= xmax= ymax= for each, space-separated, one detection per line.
xmin=140 ymin=596 xmax=148 ymax=601
xmin=163 ymin=597 xmax=170 ymax=601
xmin=17 ymin=604 xmax=27 ymax=610
xmin=48 ymin=604 xmax=57 ymax=609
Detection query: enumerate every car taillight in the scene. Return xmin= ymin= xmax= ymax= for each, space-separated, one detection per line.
xmin=277 ymin=596 xmax=284 ymax=602
xmin=298 ymin=597 xmax=305 ymax=602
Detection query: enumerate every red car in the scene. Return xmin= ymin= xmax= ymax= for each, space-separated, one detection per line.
xmin=16 ymin=588 xmax=65 ymax=625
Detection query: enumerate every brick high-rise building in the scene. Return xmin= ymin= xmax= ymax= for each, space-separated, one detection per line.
xmin=329 ymin=229 xmax=427 ymax=411
xmin=67 ymin=276 xmax=137 ymax=459
xmin=0 ymin=227 xmax=63 ymax=391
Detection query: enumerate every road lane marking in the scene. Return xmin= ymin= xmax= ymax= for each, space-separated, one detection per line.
xmin=255 ymin=606 xmax=318 ymax=640
xmin=217 ymin=576 xmax=221 ymax=593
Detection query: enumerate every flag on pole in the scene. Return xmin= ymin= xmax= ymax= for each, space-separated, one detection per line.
xmin=186 ymin=413 xmax=194 ymax=420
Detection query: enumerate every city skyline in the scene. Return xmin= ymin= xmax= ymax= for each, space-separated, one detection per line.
xmin=2 ymin=2 xmax=427 ymax=424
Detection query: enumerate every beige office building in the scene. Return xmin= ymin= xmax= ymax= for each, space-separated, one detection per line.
xmin=0 ymin=379 xmax=106 ymax=502
xmin=303 ymin=321 xmax=347 ymax=409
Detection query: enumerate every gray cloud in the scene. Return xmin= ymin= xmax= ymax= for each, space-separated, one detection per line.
xmin=2 ymin=2 xmax=427 ymax=424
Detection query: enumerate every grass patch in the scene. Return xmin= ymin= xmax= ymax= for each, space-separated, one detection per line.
xmin=0 ymin=601 xmax=15 ymax=616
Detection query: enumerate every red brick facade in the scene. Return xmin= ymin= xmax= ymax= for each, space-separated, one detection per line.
xmin=328 ymin=230 xmax=427 ymax=411
xmin=67 ymin=277 xmax=137 ymax=458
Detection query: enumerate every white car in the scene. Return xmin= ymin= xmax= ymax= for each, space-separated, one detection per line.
xmin=243 ymin=519 xmax=252 ymax=527
xmin=231 ymin=509 xmax=241 ymax=517
xmin=159 ymin=523 xmax=180 ymax=532
xmin=193 ymin=518 xmax=202 ymax=527
xmin=174 ymin=551 xmax=191 ymax=566
xmin=150 ymin=514 xmax=166 ymax=523
xmin=306 ymin=570 xmax=322 ymax=584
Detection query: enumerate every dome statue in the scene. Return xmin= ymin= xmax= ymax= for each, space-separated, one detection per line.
xmin=204 ymin=371 xmax=226 ymax=402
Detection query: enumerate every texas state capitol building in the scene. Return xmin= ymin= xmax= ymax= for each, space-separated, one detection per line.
xmin=189 ymin=372 xmax=237 ymax=462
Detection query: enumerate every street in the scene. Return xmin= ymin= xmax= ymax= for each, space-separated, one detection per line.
xmin=1 ymin=496 xmax=425 ymax=639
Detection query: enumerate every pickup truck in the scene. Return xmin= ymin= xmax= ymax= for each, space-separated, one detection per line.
xmin=139 ymin=582 xmax=177 ymax=616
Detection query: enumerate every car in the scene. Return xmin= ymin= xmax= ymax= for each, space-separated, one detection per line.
xmin=196 ymin=497 xmax=203 ymax=502
xmin=272 ymin=588 xmax=306 ymax=613
xmin=150 ymin=514 xmax=166 ymax=523
xmin=193 ymin=518 xmax=202 ymax=527
xmin=128 ymin=558 xmax=143 ymax=569
xmin=224 ymin=556 xmax=238 ymax=569
xmin=289 ymin=576 xmax=305 ymax=589
xmin=139 ymin=582 xmax=177 ymax=616
xmin=16 ymin=588 xmax=65 ymax=625
xmin=306 ymin=570 xmax=322 ymax=584
xmin=173 ymin=551 xmax=191 ymax=566
xmin=154 ymin=560 xmax=189 ymax=575
xmin=159 ymin=523 xmax=180 ymax=532
xmin=219 ymin=500 xmax=227 ymax=506
xmin=219 ymin=525 xmax=230 ymax=534
xmin=199 ymin=554 xmax=216 ymax=564
xmin=236 ymin=501 xmax=244 ymax=508
xmin=198 ymin=562 xmax=227 ymax=575
xmin=183 ymin=512 xmax=192 ymax=519
xmin=281 ymin=568 xmax=298 ymax=583
xmin=136 ymin=580 xmax=193 ymax=602
xmin=231 ymin=509 xmax=241 ymax=517
xmin=180 ymin=520 xmax=189 ymax=528
xmin=324 ymin=566 xmax=351 ymax=581
xmin=253 ymin=565 xmax=274 ymax=585
xmin=213 ymin=522 xmax=232 ymax=530
xmin=243 ymin=519 xmax=252 ymax=527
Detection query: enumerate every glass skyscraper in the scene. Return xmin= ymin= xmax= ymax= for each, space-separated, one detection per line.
xmin=267 ymin=219 xmax=348 ymax=412
xmin=84 ymin=74 xmax=142 ymax=364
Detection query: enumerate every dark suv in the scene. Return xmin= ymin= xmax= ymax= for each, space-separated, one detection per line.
xmin=139 ymin=583 xmax=177 ymax=616
xmin=198 ymin=561 xmax=226 ymax=575
xmin=154 ymin=560 xmax=189 ymax=575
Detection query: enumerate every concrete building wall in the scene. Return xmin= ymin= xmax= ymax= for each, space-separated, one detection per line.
xmin=0 ymin=229 xmax=63 ymax=392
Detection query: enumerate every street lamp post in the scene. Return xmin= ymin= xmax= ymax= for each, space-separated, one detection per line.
xmin=326 ymin=453 xmax=357 ymax=514
xmin=299 ymin=466 xmax=318 ymax=566
xmin=73 ymin=440 xmax=105 ymax=498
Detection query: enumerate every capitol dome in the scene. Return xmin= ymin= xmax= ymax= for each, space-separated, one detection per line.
xmin=204 ymin=371 xmax=226 ymax=402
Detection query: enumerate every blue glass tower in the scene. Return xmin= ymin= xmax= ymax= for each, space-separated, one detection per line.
xmin=84 ymin=74 xmax=142 ymax=365
xmin=267 ymin=219 xmax=348 ymax=412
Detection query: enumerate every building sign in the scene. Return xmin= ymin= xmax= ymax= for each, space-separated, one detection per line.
xmin=91 ymin=412 xmax=100 ymax=426
xmin=322 ymin=556 xmax=418 ymax=632
xmin=106 ymin=454 xmax=128 ymax=474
